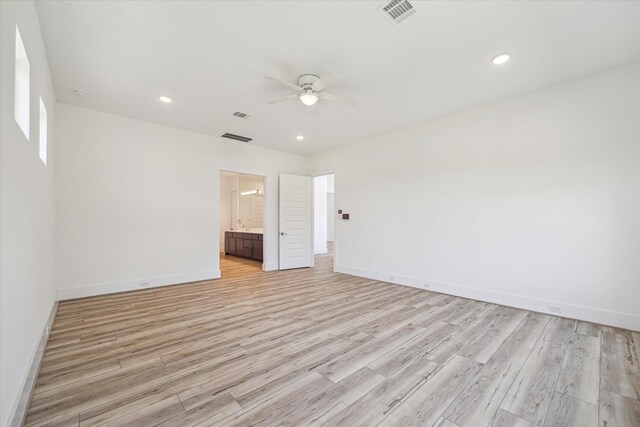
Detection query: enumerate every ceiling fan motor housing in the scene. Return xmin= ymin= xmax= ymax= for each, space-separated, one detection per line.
xmin=298 ymin=74 xmax=320 ymax=89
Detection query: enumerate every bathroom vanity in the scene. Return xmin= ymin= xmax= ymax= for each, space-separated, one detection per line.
xmin=224 ymin=230 xmax=263 ymax=262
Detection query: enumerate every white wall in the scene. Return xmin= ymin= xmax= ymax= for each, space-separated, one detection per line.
xmin=309 ymin=62 xmax=640 ymax=331
xmin=0 ymin=1 xmax=57 ymax=425
xmin=239 ymin=174 xmax=264 ymax=194
xmin=314 ymin=175 xmax=328 ymax=254
xmin=55 ymin=103 xmax=307 ymax=298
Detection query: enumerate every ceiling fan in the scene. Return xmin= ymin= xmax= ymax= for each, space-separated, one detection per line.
xmin=266 ymin=73 xmax=356 ymax=107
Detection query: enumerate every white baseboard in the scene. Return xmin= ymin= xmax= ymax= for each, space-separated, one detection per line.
xmin=263 ymin=262 xmax=279 ymax=272
xmin=56 ymin=270 xmax=221 ymax=300
xmin=335 ymin=265 xmax=640 ymax=332
xmin=10 ymin=300 xmax=58 ymax=427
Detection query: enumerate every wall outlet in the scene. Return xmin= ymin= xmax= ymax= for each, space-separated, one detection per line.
xmin=548 ymin=304 xmax=562 ymax=314
xmin=140 ymin=282 xmax=150 ymax=288
xmin=423 ymin=283 xmax=432 ymax=289
xmin=388 ymin=276 xmax=396 ymax=282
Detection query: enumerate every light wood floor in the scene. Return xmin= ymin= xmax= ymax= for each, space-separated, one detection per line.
xmin=26 ymin=253 xmax=640 ymax=426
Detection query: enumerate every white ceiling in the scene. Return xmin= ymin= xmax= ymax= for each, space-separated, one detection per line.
xmin=36 ymin=1 xmax=640 ymax=156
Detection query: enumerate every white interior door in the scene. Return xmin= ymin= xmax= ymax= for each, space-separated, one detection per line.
xmin=279 ymin=174 xmax=314 ymax=270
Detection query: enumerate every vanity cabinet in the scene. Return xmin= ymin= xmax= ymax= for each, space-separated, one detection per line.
xmin=225 ymin=232 xmax=263 ymax=262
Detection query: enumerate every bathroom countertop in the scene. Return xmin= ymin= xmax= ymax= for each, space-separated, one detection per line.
xmin=226 ymin=229 xmax=263 ymax=234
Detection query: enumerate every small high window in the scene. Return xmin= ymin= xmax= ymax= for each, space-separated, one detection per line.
xmin=14 ymin=25 xmax=30 ymax=140
xmin=39 ymin=98 xmax=47 ymax=165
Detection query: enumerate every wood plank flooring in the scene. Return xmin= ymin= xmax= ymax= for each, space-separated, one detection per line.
xmin=26 ymin=253 xmax=640 ymax=426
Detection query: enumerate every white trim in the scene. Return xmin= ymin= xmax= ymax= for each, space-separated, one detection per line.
xmin=9 ymin=301 xmax=58 ymax=427
xmin=335 ymin=265 xmax=640 ymax=332
xmin=56 ymin=270 xmax=221 ymax=300
xmin=263 ymin=262 xmax=279 ymax=272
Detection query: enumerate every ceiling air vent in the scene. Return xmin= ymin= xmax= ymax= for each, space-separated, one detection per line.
xmin=233 ymin=111 xmax=250 ymax=119
xmin=378 ymin=0 xmax=416 ymax=24
xmin=221 ymin=133 xmax=252 ymax=143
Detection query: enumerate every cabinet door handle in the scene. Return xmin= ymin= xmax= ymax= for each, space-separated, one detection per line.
xmin=280 ymin=232 xmax=287 ymax=236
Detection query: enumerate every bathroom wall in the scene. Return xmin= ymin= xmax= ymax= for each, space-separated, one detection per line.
xmin=238 ymin=174 xmax=264 ymax=229
xmin=327 ymin=175 xmax=335 ymax=242
xmin=313 ymin=175 xmax=328 ymax=254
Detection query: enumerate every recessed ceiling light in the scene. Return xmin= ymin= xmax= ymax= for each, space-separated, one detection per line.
xmin=296 ymin=135 xmax=304 ymax=141
xmin=159 ymin=96 xmax=172 ymax=103
xmin=491 ymin=53 xmax=510 ymax=65
xmin=73 ymin=90 xmax=87 ymax=97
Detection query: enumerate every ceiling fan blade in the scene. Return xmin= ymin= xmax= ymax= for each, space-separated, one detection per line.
xmin=266 ymin=94 xmax=298 ymax=105
xmin=312 ymin=72 xmax=338 ymax=91
xmin=320 ymin=91 xmax=357 ymax=106
xmin=266 ymin=76 xmax=302 ymax=92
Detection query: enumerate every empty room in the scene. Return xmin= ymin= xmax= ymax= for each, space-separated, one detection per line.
xmin=1 ymin=1 xmax=639 ymax=426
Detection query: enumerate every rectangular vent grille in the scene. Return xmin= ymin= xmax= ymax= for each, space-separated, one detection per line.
xmin=233 ymin=111 xmax=250 ymax=119
xmin=221 ymin=133 xmax=252 ymax=143
xmin=379 ymin=0 xmax=416 ymax=24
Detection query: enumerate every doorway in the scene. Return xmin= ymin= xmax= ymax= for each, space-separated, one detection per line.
xmin=219 ymin=170 xmax=266 ymax=277
xmin=313 ymin=173 xmax=335 ymax=264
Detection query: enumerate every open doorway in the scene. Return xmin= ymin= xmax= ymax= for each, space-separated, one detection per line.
xmin=219 ymin=171 xmax=266 ymax=277
xmin=313 ymin=174 xmax=335 ymax=264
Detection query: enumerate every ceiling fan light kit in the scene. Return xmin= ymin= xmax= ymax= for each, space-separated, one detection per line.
xmin=266 ymin=72 xmax=355 ymax=108
xmin=299 ymin=90 xmax=319 ymax=106
xmin=298 ymin=74 xmax=320 ymax=106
